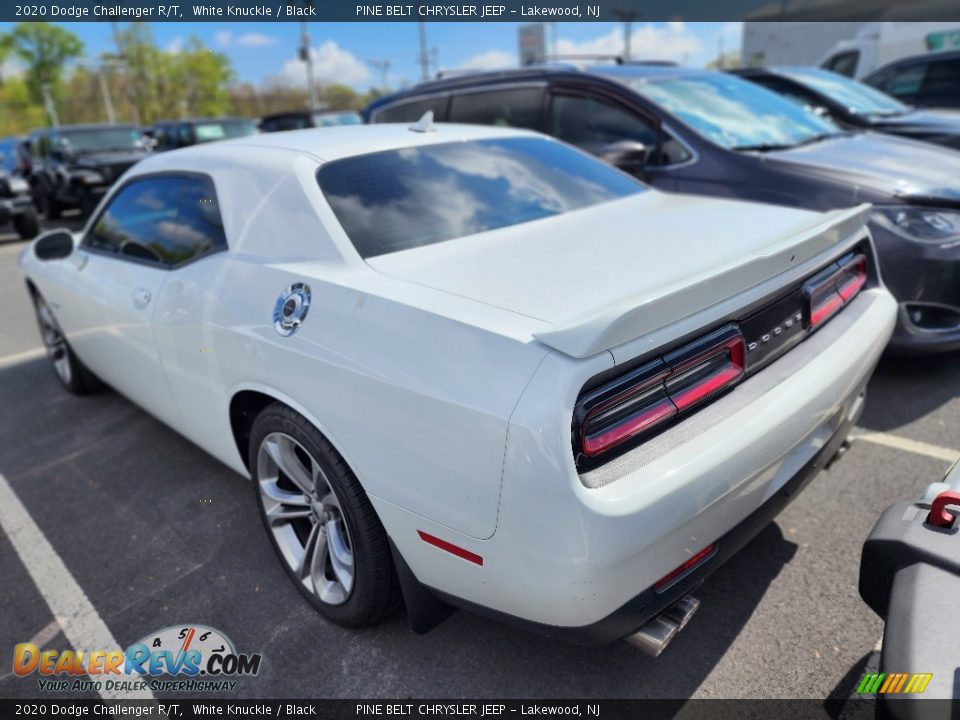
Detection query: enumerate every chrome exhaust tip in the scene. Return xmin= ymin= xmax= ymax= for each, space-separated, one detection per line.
xmin=663 ymin=595 xmax=700 ymax=632
xmin=624 ymin=616 xmax=680 ymax=657
xmin=625 ymin=595 xmax=700 ymax=657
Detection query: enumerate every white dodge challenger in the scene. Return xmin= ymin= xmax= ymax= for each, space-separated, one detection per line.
xmin=19 ymin=122 xmax=897 ymax=653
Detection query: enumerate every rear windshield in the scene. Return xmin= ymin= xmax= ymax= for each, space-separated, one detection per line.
xmin=317 ymin=137 xmax=644 ymax=258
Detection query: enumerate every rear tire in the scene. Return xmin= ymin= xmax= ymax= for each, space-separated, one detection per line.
xmin=36 ymin=188 xmax=61 ymax=220
xmin=14 ymin=208 xmax=40 ymax=239
xmin=30 ymin=291 xmax=101 ymax=394
xmin=249 ymin=402 xmax=399 ymax=627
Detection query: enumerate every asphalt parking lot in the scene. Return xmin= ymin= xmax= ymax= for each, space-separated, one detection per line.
xmin=1 ymin=218 xmax=958 ymax=701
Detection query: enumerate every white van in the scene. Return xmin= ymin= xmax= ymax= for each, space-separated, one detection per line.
xmin=819 ymin=22 xmax=960 ymax=78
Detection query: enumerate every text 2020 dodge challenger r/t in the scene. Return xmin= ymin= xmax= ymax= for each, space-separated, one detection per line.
xmin=19 ymin=123 xmax=896 ymax=652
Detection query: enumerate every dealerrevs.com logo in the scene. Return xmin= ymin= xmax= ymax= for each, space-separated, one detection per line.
xmin=13 ymin=625 xmax=262 ymax=693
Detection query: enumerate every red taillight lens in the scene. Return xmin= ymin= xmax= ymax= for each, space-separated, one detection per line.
xmin=664 ymin=326 xmax=746 ymax=412
xmin=579 ymin=360 xmax=676 ymax=458
xmin=575 ymin=325 xmax=745 ymax=459
xmin=837 ymin=254 xmax=868 ymax=302
xmin=805 ymin=252 xmax=868 ymax=328
xmin=654 ymin=543 xmax=717 ymax=592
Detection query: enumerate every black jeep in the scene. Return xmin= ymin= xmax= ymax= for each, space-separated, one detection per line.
xmin=28 ymin=124 xmax=149 ymax=218
xmin=0 ymin=136 xmax=39 ymax=239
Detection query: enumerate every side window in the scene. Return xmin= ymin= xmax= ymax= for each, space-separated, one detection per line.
xmin=822 ymin=51 xmax=860 ymax=77
xmin=920 ymin=58 xmax=960 ymax=105
xmin=177 ymin=125 xmax=193 ymax=147
xmin=548 ymin=93 xmax=691 ymax=166
xmin=869 ymin=62 xmax=927 ymax=100
xmin=448 ymin=88 xmax=543 ymax=129
xmin=372 ymin=96 xmax=447 ymax=123
xmin=83 ymin=175 xmax=227 ymax=268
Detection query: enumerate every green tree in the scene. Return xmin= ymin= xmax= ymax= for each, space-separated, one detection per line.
xmin=10 ymin=22 xmax=84 ymax=104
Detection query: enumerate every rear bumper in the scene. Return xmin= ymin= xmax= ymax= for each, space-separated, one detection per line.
xmin=434 ymin=405 xmax=861 ymax=645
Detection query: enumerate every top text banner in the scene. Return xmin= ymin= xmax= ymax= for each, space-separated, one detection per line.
xmin=6 ymin=0 xmax=960 ymax=22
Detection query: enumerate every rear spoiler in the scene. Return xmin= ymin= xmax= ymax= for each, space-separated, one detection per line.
xmin=532 ymin=204 xmax=873 ymax=359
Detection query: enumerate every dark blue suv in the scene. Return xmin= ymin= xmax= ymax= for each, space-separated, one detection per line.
xmin=366 ymin=65 xmax=960 ymax=353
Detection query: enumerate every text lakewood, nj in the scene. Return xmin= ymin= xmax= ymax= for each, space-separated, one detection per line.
xmin=355 ymin=4 xmax=599 ymax=17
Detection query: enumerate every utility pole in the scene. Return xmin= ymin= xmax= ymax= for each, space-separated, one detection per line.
xmin=300 ymin=22 xmax=317 ymax=109
xmin=418 ymin=22 xmax=430 ymax=81
xmin=612 ymin=9 xmax=640 ymax=62
xmin=367 ymin=59 xmax=391 ymax=91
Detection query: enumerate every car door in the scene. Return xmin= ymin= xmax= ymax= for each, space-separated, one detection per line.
xmin=546 ymin=88 xmax=691 ymax=191
xmin=62 ymin=175 xmax=220 ymax=427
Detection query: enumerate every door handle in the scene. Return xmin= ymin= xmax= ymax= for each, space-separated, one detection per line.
xmin=132 ymin=288 xmax=152 ymax=309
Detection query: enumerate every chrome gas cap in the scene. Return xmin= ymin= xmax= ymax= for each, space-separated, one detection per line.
xmin=273 ymin=283 xmax=312 ymax=337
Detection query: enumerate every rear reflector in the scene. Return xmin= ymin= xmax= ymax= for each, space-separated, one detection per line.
xmin=654 ymin=544 xmax=717 ymax=593
xmin=417 ymin=530 xmax=483 ymax=566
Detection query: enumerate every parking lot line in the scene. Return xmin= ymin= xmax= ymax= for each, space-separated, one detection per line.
xmin=854 ymin=431 xmax=959 ymax=464
xmin=0 ymin=347 xmax=45 ymax=370
xmin=0 ymin=470 xmax=155 ymax=700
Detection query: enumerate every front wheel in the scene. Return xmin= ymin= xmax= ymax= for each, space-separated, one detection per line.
xmin=31 ymin=292 xmax=100 ymax=394
xmin=249 ymin=403 xmax=399 ymax=627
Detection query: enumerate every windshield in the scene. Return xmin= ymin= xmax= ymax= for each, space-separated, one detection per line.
xmin=194 ymin=120 xmax=259 ymax=142
xmin=61 ymin=128 xmax=145 ymax=153
xmin=781 ymin=67 xmax=909 ymax=117
xmin=318 ymin=137 xmax=645 ymax=258
xmin=313 ymin=111 xmax=362 ymax=127
xmin=630 ymin=73 xmax=840 ymax=150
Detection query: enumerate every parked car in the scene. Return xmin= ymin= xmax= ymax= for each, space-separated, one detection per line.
xmin=366 ymin=66 xmax=960 ymax=353
xmin=19 ymin=124 xmax=895 ymax=651
xmin=28 ymin=124 xmax=149 ymax=219
xmin=0 ymin=135 xmax=40 ymax=239
xmin=860 ymin=458 xmax=960 ymax=706
xmin=863 ymin=49 xmax=960 ymax=109
xmin=259 ymin=109 xmax=362 ymax=132
xmin=149 ymin=117 xmax=259 ymax=151
xmin=731 ymin=66 xmax=960 ymax=150
xmin=0 ymin=135 xmax=34 ymax=177
xmin=817 ymin=21 xmax=960 ymax=79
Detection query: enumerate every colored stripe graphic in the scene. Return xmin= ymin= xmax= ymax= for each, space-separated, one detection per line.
xmin=858 ymin=672 xmax=933 ymax=695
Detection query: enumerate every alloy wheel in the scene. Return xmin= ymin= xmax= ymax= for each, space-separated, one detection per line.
xmin=256 ymin=432 xmax=355 ymax=605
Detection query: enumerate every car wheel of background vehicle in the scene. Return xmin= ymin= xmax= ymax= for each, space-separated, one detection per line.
xmin=36 ymin=189 xmax=61 ymax=220
xmin=30 ymin=292 xmax=101 ymax=394
xmin=13 ymin=208 xmax=40 ymax=239
xmin=249 ymin=403 xmax=399 ymax=627
xmin=78 ymin=186 xmax=97 ymax=217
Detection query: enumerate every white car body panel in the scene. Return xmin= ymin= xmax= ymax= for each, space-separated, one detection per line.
xmin=19 ymin=123 xmax=898 ymax=633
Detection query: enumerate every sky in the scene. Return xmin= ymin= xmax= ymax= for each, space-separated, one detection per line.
xmin=0 ymin=21 xmax=743 ymax=91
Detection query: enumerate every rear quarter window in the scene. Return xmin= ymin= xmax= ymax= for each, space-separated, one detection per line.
xmin=317 ymin=136 xmax=644 ymax=258
xmin=371 ymin=96 xmax=448 ymax=123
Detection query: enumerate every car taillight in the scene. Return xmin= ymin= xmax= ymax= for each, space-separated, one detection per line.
xmin=575 ymin=325 xmax=745 ymax=458
xmin=664 ymin=325 xmax=746 ymax=412
xmin=804 ymin=252 xmax=868 ymax=328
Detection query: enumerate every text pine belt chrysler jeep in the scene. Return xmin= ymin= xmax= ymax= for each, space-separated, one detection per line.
xmin=19 ymin=123 xmax=897 ymax=653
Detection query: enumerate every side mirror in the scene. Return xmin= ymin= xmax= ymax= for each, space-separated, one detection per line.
xmin=34 ymin=230 xmax=74 ymax=261
xmin=599 ymin=140 xmax=651 ymax=180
